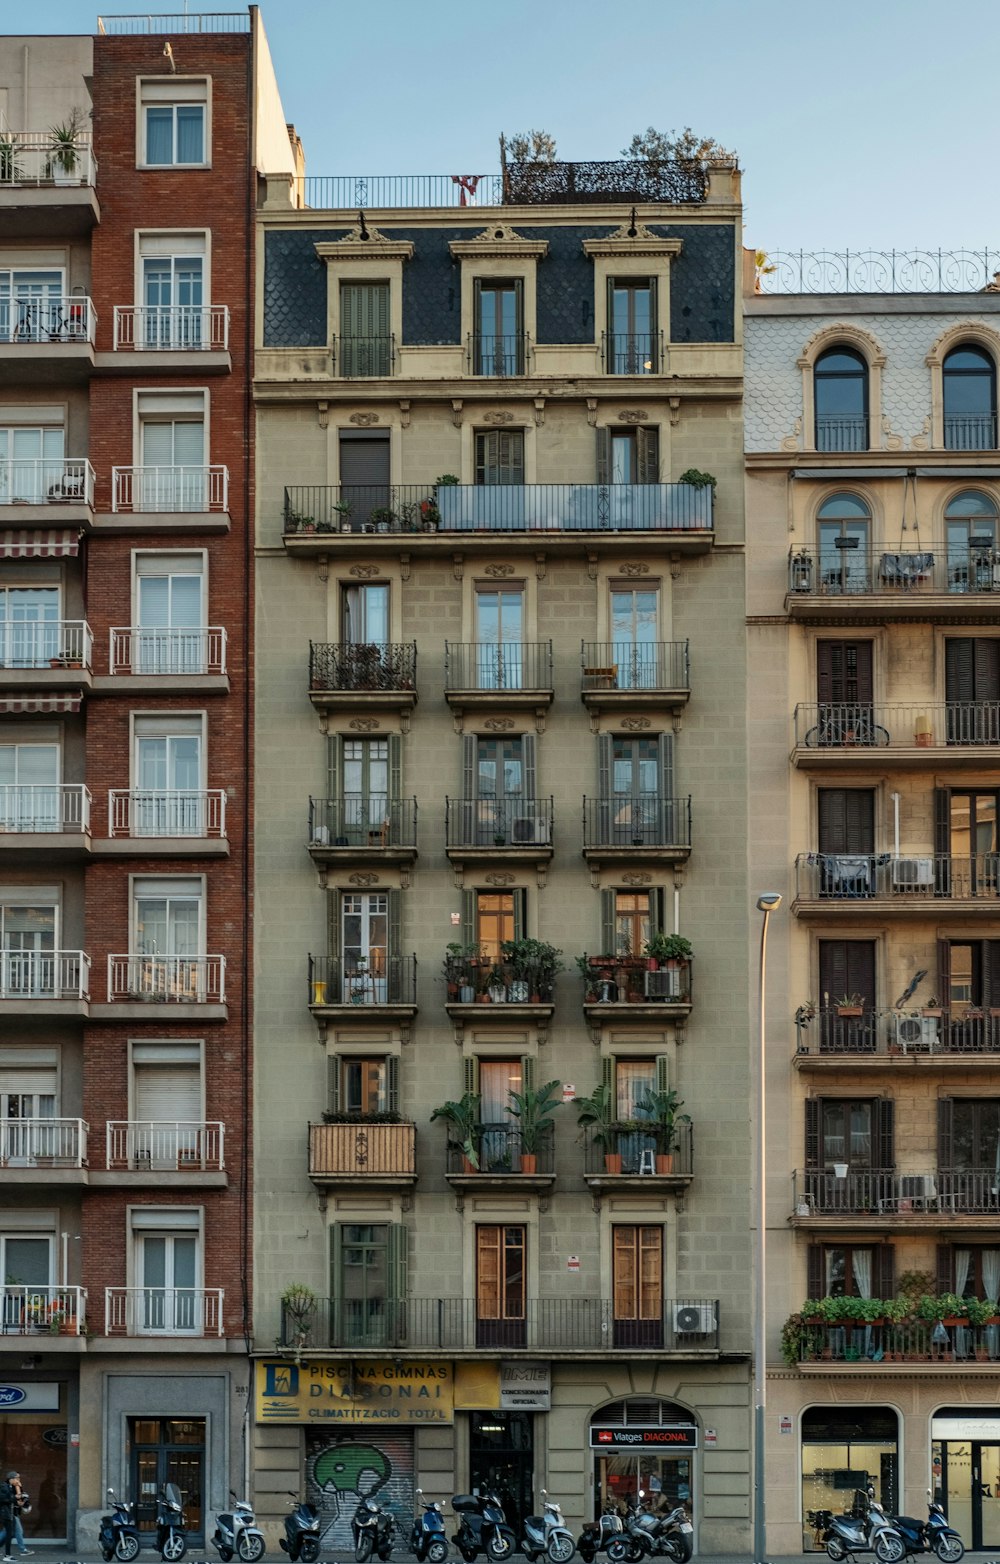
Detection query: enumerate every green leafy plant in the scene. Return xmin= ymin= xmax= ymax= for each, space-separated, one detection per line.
xmin=575 ymin=1082 xmax=616 ymax=1147
xmin=635 ymin=1086 xmax=691 ymax=1155
xmin=46 ymin=106 xmax=89 ymax=178
xmin=430 ymin=1091 xmax=481 ymax=1169
xmin=500 ymin=937 xmax=564 ymax=996
xmin=0 ymin=135 xmax=23 ymax=183
xmin=281 ymin=1282 xmax=318 ymax=1345
xmin=677 ymin=468 xmax=717 ymax=492
xmin=620 ymin=126 xmax=736 ymax=167
xmin=321 ymin=1109 xmax=401 ymax=1124
xmin=435 ymin=474 xmax=459 ymax=486
xmin=644 ymin=932 xmax=692 ymax=963
xmin=506 ymin=1079 xmax=562 ymax=1154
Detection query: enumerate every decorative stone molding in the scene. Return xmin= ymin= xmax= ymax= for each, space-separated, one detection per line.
xmin=482 ymin=410 xmax=515 ymax=425
xmin=316 ymin=400 xmax=329 ymax=430
xmin=797 ymin=322 xmax=886 ymax=370
xmin=485 ymin=872 xmax=516 ymax=887
xmin=620 ymin=562 xmax=650 ymax=577
xmin=449 ymin=225 xmax=549 ymax=261
xmin=586 ymin=398 xmax=598 ymax=428
xmin=349 ymin=411 xmax=380 ymax=426
xmin=621 ymin=716 xmax=652 ymax=731
xmin=349 ymin=564 xmax=381 ymax=578
xmin=348 ymin=872 xmax=380 ymax=887
xmin=398 ymin=400 xmax=411 ymax=429
xmin=618 ymin=410 xmax=649 ymax=424
xmin=484 ymin=716 xmax=516 ymax=731
xmin=484 ymin=563 xmax=516 ymax=577
xmin=316 ymin=228 xmax=414 ymax=262
xmin=621 ymin=871 xmax=653 ymax=886
xmin=348 ymin=717 xmax=381 ymax=732
xmin=583 ymin=227 xmax=683 ymax=261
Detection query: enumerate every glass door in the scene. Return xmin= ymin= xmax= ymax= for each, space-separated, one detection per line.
xmin=0 ymin=586 xmax=60 ymax=668
xmin=134 ymin=888 xmax=202 ymax=998
xmin=0 ymin=743 xmax=59 ymax=832
xmin=136 ymin=565 xmax=203 ymax=673
xmin=0 ymin=427 xmax=65 ymax=505
xmin=0 ymin=1234 xmax=53 ymax=1329
xmin=129 ymin=1418 xmax=205 ymax=1541
xmin=610 ymin=588 xmax=658 ymax=689
xmin=475 ymin=590 xmax=523 ymax=688
xmin=479 ymin=1059 xmax=522 ymax=1172
xmin=612 ymin=737 xmax=660 ymax=845
xmin=341 ymin=892 xmax=388 ymax=1002
xmin=138 ymin=1233 xmax=199 ymax=1334
xmin=0 ymin=904 xmax=56 ymax=997
xmin=136 ymin=732 xmax=202 ymax=836
xmin=341 ymin=737 xmax=389 ymax=844
xmin=143 ymin=255 xmax=203 ymax=348
xmin=0 ymin=1080 xmax=56 ymax=1164
xmin=139 ymin=419 xmax=205 ymax=511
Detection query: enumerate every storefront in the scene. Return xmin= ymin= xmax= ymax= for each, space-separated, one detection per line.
xmin=800 ymin=1406 xmax=899 ymax=1551
xmin=590 ymin=1400 xmax=697 ymax=1527
xmin=469 ymin=1411 xmax=534 ymax=1532
xmin=0 ymin=1377 xmax=72 ymax=1544
xmin=932 ymin=1411 xmax=1000 ymax=1550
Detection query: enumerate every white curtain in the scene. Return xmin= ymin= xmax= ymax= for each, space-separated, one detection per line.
xmin=853 ymin=1249 xmax=873 ymax=1299
xmin=955 ymin=1249 xmax=971 ymax=1298
xmin=983 ymin=1250 xmax=1000 ymax=1304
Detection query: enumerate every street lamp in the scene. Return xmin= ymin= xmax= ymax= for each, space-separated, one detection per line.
xmin=753 ymin=892 xmax=782 ymax=1564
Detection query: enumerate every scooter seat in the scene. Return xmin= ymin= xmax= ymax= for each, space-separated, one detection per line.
xmin=452 ymin=1497 xmax=479 ymax=1513
xmin=525 ymin=1518 xmax=543 ymax=1530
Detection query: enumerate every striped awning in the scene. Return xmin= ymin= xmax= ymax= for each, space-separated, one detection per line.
xmin=0 ymin=695 xmax=82 ymax=715
xmin=0 ymin=529 xmax=81 ymax=559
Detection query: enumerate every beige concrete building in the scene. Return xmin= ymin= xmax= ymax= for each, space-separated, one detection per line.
xmin=746 ymin=251 xmax=1000 ymax=1553
xmin=251 ymin=156 xmax=752 ymax=1550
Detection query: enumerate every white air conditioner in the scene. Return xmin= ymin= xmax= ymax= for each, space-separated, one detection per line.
xmin=897 ymin=1174 xmax=937 ymax=1206
xmin=646 ymin=967 xmax=684 ymax=1000
xmin=673 ymin=1303 xmax=716 ymax=1336
xmin=512 ymin=816 xmax=550 ymax=845
xmin=311 ymin=825 xmax=331 ymax=846
xmin=894 ymin=1013 xmax=938 ymax=1050
xmin=891 ymin=856 xmax=934 ymax=889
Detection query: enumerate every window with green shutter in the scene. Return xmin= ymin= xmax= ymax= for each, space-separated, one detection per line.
xmin=339 ymin=282 xmax=391 ymax=377
xmin=329 ymin=1221 xmax=407 ymax=1347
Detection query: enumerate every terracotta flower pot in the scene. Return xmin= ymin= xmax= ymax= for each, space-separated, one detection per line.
xmin=604 ymin=1153 xmax=623 ymax=1175
xmin=520 ymin=1153 xmax=537 ymax=1174
xmin=656 ymin=1153 xmax=673 ymax=1174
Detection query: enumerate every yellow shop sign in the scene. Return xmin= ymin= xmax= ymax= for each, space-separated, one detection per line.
xmin=256 ymin=1360 xmax=454 ymax=1424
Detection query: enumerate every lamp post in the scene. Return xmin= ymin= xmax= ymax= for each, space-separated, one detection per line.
xmin=753 ymin=892 xmax=782 ymax=1564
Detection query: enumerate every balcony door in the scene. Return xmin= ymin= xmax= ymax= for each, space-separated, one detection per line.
xmin=818 ymin=938 xmax=876 ymax=1050
xmin=601 ymin=733 xmax=670 ymax=846
xmin=133 ymin=1053 xmax=201 ymax=1170
xmin=143 ymin=252 xmax=204 ymax=347
xmin=946 ymin=491 xmax=999 ymax=592
xmin=339 ymin=285 xmax=391 ymax=379
xmin=337 ymin=736 xmax=391 ymax=844
xmin=340 ymin=891 xmax=388 ymax=1002
xmin=331 ymin=1222 xmax=407 ymax=1348
xmin=133 ymin=881 xmax=203 ymax=998
xmin=612 ymin=1224 xmax=663 ymax=1347
xmin=817 ymin=788 xmax=875 ymax=896
xmin=468 ymin=733 xmax=535 ymax=846
xmin=0 ymin=586 xmax=60 ymax=668
xmin=945 ymin=638 xmax=1000 ymax=744
xmin=0 ymin=742 xmax=59 ymax=832
xmin=937 ymin=788 xmax=1000 ymax=897
xmin=342 ymin=582 xmax=389 ymax=646
xmin=476 ymin=1224 xmax=526 ymax=1348
xmin=135 ymin=728 xmax=202 ymax=836
xmin=610 ymin=587 xmax=658 ymax=689
xmin=474 ymin=279 xmax=523 ymax=376
xmin=139 ymin=417 xmax=205 ymax=511
xmin=817 ymin=494 xmax=871 ymax=593
xmin=0 ymin=1233 xmax=53 ymax=1327
xmin=479 ymin=1060 xmax=522 ymax=1172
xmin=0 ymin=1067 xmax=56 ymax=1163
xmin=138 ymin=1231 xmax=200 ymax=1333
xmin=816 ymin=639 xmax=874 ymax=744
xmin=135 ymin=556 xmax=204 ymax=673
xmin=338 ymin=429 xmax=390 ymax=518
xmin=0 ymin=268 xmax=62 ymax=342
xmin=0 ymin=425 xmax=65 ymax=505
xmin=607 ymin=278 xmax=657 ymax=373
xmin=475 ymin=589 xmax=523 ymax=688
xmin=0 ymin=903 xmax=56 ymax=997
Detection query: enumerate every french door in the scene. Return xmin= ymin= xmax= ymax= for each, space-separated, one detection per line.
xmin=0 ymin=743 xmax=59 ymax=831
xmin=0 ymin=586 xmax=60 ymax=668
xmin=476 ymin=1224 xmax=526 ymax=1348
xmin=134 ymin=885 xmax=202 ymax=998
xmin=610 ymin=588 xmax=658 ymax=688
xmin=341 ymin=892 xmax=388 ymax=1002
xmin=138 ymin=1233 xmax=200 ymax=1333
xmin=143 ymin=254 xmax=204 ymax=347
xmin=613 ymin=1225 xmax=663 ymax=1347
xmin=816 ymin=640 xmax=875 ymax=744
xmin=0 ymin=426 xmax=65 ymax=504
xmin=0 ymin=904 xmax=57 ymax=997
xmin=946 ymin=638 xmax=1000 ymax=744
xmin=135 ymin=732 xmax=202 ymax=836
xmin=139 ymin=419 xmax=205 ymax=511
xmin=136 ymin=562 xmax=204 ymax=673
xmin=475 ymin=590 xmax=523 ymax=688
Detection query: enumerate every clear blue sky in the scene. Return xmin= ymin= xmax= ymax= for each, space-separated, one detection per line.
xmin=23 ymin=0 xmax=1000 ymax=252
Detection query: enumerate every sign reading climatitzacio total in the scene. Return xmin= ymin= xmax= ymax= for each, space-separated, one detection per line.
xmin=256 ymin=1360 xmax=454 ymax=1425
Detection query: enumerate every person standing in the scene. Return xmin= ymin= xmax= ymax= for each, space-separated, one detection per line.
xmin=7 ymin=1474 xmax=31 ymax=1558
xmin=0 ymin=1471 xmax=14 ymax=1563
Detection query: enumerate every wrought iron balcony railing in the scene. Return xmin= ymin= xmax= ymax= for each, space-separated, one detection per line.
xmin=284 ymin=482 xmax=713 ymax=536
xmin=106 ymin=954 xmax=226 ymax=1004
xmin=600 ymin=331 xmax=663 ymax=375
xmin=582 ymin=795 xmax=692 ymax=850
xmin=309 ymin=641 xmax=417 ymax=694
xmin=0 ymin=950 xmax=89 ymax=1000
xmin=788 ymin=542 xmax=1000 ymax=598
xmin=104 ymin=1286 xmax=224 ymax=1336
xmin=105 ymin=1120 xmax=225 ymax=1171
xmin=758 ymin=249 xmax=1000 ymax=295
xmin=0 ymin=620 xmax=93 ymax=670
xmin=795 ymin=1006 xmax=1000 ymax=1058
xmin=280 ymin=1295 xmax=720 ymax=1352
xmin=794 ymin=1166 xmax=1000 ymax=1217
xmin=0 ymin=784 xmax=90 ymax=834
xmin=0 ymin=132 xmax=96 ymax=187
xmin=310 ymin=797 xmax=417 ymax=850
xmin=815 ymin=415 xmax=869 ymax=452
xmin=112 ymin=465 xmax=229 ymax=513
xmin=98 ymin=12 xmax=251 ymax=33
xmin=331 ymin=333 xmax=395 ymax=377
xmin=113 ymin=304 xmax=230 ymax=351
xmin=0 ymin=295 xmax=96 ymax=345
xmin=0 ymin=458 xmax=94 ymax=507
xmin=110 ymin=626 xmax=227 ymax=676
xmin=0 ymin=1117 xmax=88 ymax=1166
xmin=582 ymin=1120 xmax=693 ymax=1177
xmin=793 ymin=701 xmax=1000 ymax=750
xmin=945 ymin=414 xmax=998 ymax=451
xmin=467 ymin=333 xmax=529 ymax=376
xmin=444 ymin=955 xmax=556 ymax=1005
xmin=582 ymin=955 xmax=692 ymax=1007
xmin=445 ymin=1122 xmax=553 ymax=1175
xmin=445 ymin=641 xmax=552 ymax=692
xmin=581 ymin=640 xmax=689 ymax=693
xmin=445 ymin=797 xmax=553 ymax=850
xmin=800 ymin=1320 xmax=1000 ymax=1364
xmin=109 ymin=789 xmax=227 ymax=839
xmin=795 ymin=851 xmax=1000 ymax=900
xmin=309 ymin=1121 xmax=416 ymax=1179
xmin=308 ymin=954 xmax=417 ymax=1008
xmin=1 ymin=1285 xmax=86 ymax=1335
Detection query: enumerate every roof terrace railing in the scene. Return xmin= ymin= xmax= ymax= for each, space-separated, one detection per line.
xmin=759 ymin=249 xmax=1000 ymax=294
xmin=97 ymin=12 xmax=250 ymax=32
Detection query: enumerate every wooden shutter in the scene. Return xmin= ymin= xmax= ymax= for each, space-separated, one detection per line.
xmin=817 ymin=641 xmax=873 ymax=703
xmin=875 ymin=1245 xmax=895 ymax=1299
xmin=613 ymin=1226 xmax=636 ymax=1317
xmin=596 ymin=428 xmax=610 ymax=484
xmin=388 ymin=733 xmax=401 ymax=800
xmin=985 ymin=941 xmax=1000 ymax=1008
xmin=655 ymin=1054 xmax=669 ymax=1094
xmin=522 ymin=732 xmax=537 ymax=802
xmin=385 ymin=1054 xmax=400 ymax=1116
xmin=875 ymin=1099 xmax=895 ymax=1169
xmin=520 ymin=1054 xmax=536 ymax=1093
xmin=848 ymin=941 xmax=876 ymax=1007
xmin=807 ymin=1245 xmax=824 ymax=1299
xmin=648 ymin=888 xmax=665 ymax=938
xmin=329 ymin=1223 xmax=343 ymax=1306
xmin=938 ymin=1099 xmax=954 ymax=1168
xmin=817 ymin=641 xmax=835 ymax=706
xmin=328 ymin=891 xmax=341 ymax=959
xmin=657 ymin=732 xmax=674 ymax=799
xmin=636 ymin=426 xmax=660 ymax=485
xmin=818 ymin=789 xmax=874 ymax=854
xmin=388 ymin=888 xmax=401 ymax=960
xmin=975 ymin=640 xmax=1000 ymax=700
xmin=601 ymin=1054 xmax=614 ymax=1095
xmin=937 ymin=939 xmax=953 ymax=1010
xmin=598 ymin=733 xmax=613 ymax=798
xmin=463 ymin=734 xmax=477 ymax=799
xmin=386 ymin=1222 xmax=408 ymax=1305
xmin=477 ymin=1226 xmax=501 ymax=1319
xmin=464 ymin=1056 xmax=480 ymax=1095
xmin=513 ymin=888 xmax=527 ymax=940
xmin=327 ymin=734 xmax=342 ymax=797
xmin=461 ymin=889 xmax=477 ymax=949
xmin=805 ymin=1099 xmax=820 ymax=1168
xmin=936 ymin=1244 xmax=953 ymax=1295
xmin=600 ymin=889 xmax=616 ymax=956
xmin=327 ymin=1055 xmax=341 ymax=1115
xmin=946 ymin=639 xmax=974 ymax=704
xmin=340 ymin=284 xmax=356 ymax=342
xmin=613 ymin=1227 xmax=662 ymax=1320
xmin=934 ymin=788 xmax=951 ymax=895
xmin=648 ymin=278 xmax=659 ymax=359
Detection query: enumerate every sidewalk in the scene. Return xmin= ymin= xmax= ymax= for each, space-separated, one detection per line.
xmin=15 ymin=1554 xmax=1000 ymax=1564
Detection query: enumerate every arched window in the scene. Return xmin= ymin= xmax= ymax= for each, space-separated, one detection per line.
xmin=943 ymin=345 xmax=997 ymax=450
xmin=814 ymin=347 xmax=869 ymax=452
xmin=817 ymin=492 xmax=872 ymax=594
xmin=945 ymin=489 xmax=1000 ymax=592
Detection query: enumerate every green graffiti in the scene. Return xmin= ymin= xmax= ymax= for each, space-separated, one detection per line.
xmin=314 ymin=1442 xmax=390 ymax=1496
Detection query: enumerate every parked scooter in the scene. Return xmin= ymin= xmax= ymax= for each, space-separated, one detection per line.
xmin=521 ymin=1491 xmax=576 ymax=1564
xmin=888 ymin=1496 xmax=964 ymax=1563
xmin=807 ymin=1487 xmax=905 ymax=1563
xmin=577 ymin=1503 xmax=624 ymax=1564
xmin=99 ymin=1489 xmax=141 ymax=1563
xmin=451 ymin=1491 xmax=516 ymax=1562
xmin=410 ymin=1490 xmax=449 ymax=1564
xmin=353 ymin=1495 xmax=395 ymax=1563
xmin=154 ymin=1483 xmax=188 ymax=1563
xmin=280 ymin=1492 xmax=321 ymax=1563
xmin=212 ymin=1491 xmax=266 ymax=1562
xmin=609 ymin=1499 xmax=692 ymax=1564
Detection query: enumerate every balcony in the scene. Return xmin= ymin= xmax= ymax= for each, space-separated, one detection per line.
xmin=279 ymin=1295 xmax=721 ymax=1356
xmin=582 ymin=796 xmax=692 ymax=874
xmin=104 ymin=954 xmax=227 ymax=1016
xmin=794 ymin=852 xmax=1000 ymax=915
xmin=0 ymin=950 xmax=90 ymax=1018
xmin=444 ymin=642 xmax=554 ymax=725
xmin=0 ymin=784 xmax=91 ymax=855
xmin=582 ymin=1121 xmax=694 ymax=1195
xmin=111 ymin=305 xmax=231 ymax=371
xmin=600 ymin=331 xmax=664 ymax=375
xmin=788 ymin=541 xmax=1000 ymax=624
xmin=282 ymin=482 xmax=713 ymax=555
xmin=0 ymin=295 xmax=96 ymax=383
xmin=309 ymin=798 xmax=417 ymax=875
xmin=308 ymin=955 xmax=418 ymax=1035
xmin=108 ymin=627 xmax=228 ymax=690
xmin=814 ymin=415 xmax=870 ymax=452
xmin=1 ymin=1285 xmax=86 ymax=1338
xmin=466 ymin=334 xmax=530 ymax=376
xmin=796 ymin=1006 xmax=1000 ymax=1068
xmin=104 ymin=1121 xmax=226 ymax=1183
xmin=0 ymin=457 xmax=95 ymax=522
xmin=111 ymin=465 xmax=229 ymax=521
xmin=797 ymin=1319 xmax=1000 ymax=1369
xmin=582 ymin=955 xmax=693 ymax=1026
xmin=331 ymin=333 xmax=395 ymax=378
xmin=295 ymin=158 xmax=712 ymax=210
xmin=308 ymin=642 xmax=417 ymax=726
xmin=581 ymin=641 xmax=689 ymax=723
xmin=0 ymin=133 xmax=99 ymax=236
xmin=104 ymin=1286 xmax=224 ymax=1338
xmin=308 ymin=1121 xmax=417 ymax=1187
xmin=792 ymin=1167 xmax=1000 ymax=1228
xmin=0 ymin=620 xmax=93 ymax=691
xmin=946 ymin=415 xmax=998 ymax=450
xmin=106 ymin=790 xmax=228 ymax=856
xmin=0 ymin=1117 xmax=88 ymax=1175
xmin=445 ymin=1122 xmax=555 ymax=1193
xmin=445 ymin=798 xmax=554 ymax=884
xmin=792 ymin=702 xmax=1000 ymax=769
xmin=444 ymin=955 xmax=556 ymax=1018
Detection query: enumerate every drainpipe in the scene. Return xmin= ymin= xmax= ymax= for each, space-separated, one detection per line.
xmin=674 ymin=884 xmax=680 ymax=935
xmin=892 ymin=792 xmax=900 ymax=860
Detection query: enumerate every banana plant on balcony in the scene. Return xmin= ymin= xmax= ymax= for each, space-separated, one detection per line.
xmin=505 ymin=1080 xmax=562 ymax=1174
xmin=430 ymin=1091 xmax=481 ymax=1171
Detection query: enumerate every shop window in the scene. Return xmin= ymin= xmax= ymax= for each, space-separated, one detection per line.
xmin=801 ymin=1405 xmax=898 ymax=1550
xmin=591 ymin=1398 xmax=696 ymax=1525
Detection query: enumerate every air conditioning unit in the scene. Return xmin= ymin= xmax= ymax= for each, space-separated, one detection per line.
xmin=311 ymin=825 xmax=331 ymax=846
xmin=673 ymin=1302 xmax=716 ymax=1336
xmin=897 ymin=1174 xmax=937 ymax=1207
xmin=512 ymin=816 xmax=550 ymax=845
xmin=894 ymin=1013 xmax=938 ymax=1050
xmin=891 ymin=857 xmax=934 ymax=889
xmin=646 ymin=967 xmax=684 ymax=1000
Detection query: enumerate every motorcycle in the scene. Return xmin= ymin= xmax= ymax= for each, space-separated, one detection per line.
xmin=410 ymin=1490 xmax=448 ymax=1564
xmin=99 ymin=1489 xmax=141 ymax=1563
xmin=521 ymin=1491 xmax=576 ymax=1564
xmin=807 ymin=1487 xmax=905 ymax=1563
xmin=280 ymin=1492 xmax=321 ymax=1563
xmin=212 ymin=1491 xmax=266 ymax=1563
xmin=451 ymin=1491 xmax=515 ymax=1562
xmin=609 ymin=1500 xmax=692 ymax=1564
xmin=353 ymin=1495 xmax=395 ymax=1563
xmin=577 ymin=1503 xmax=624 ymax=1564
xmin=888 ymin=1497 xmax=964 ymax=1563
xmin=154 ymin=1483 xmax=188 ymax=1563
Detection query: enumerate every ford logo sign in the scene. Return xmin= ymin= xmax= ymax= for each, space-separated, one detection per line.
xmin=0 ymin=1387 xmax=26 ymax=1407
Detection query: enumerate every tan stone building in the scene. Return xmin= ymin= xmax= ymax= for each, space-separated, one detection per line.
xmin=252 ymin=156 xmax=752 ymax=1550
xmin=746 ymin=251 xmax=1000 ymax=1553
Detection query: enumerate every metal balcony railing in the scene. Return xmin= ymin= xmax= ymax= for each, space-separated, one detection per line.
xmin=105 ymin=1120 xmax=225 ymax=1171
xmin=582 ymin=956 xmax=693 ymax=1007
xmin=0 ymin=784 xmax=90 ymax=834
xmin=799 ymin=1321 xmax=1000 ymax=1363
xmin=308 ymin=1122 xmax=416 ymax=1179
xmin=331 ymin=333 xmax=395 ymax=377
xmin=445 ymin=797 xmax=553 ymax=850
xmin=582 ymin=1120 xmax=694 ymax=1177
xmin=280 ymin=1295 xmax=720 ymax=1352
xmin=0 ymin=1117 xmax=88 ymax=1166
xmin=309 ymin=797 xmax=417 ymax=850
xmin=600 ymin=331 xmax=663 ymax=375
xmin=110 ymin=626 xmax=227 ymax=676
xmin=112 ymin=465 xmax=229 ymax=513
xmin=793 ymin=701 xmax=1000 ymax=749
xmin=309 ymin=642 xmax=417 ymax=694
xmin=284 ymin=482 xmax=713 ymax=536
xmin=0 ymin=132 xmax=96 ymax=187
xmin=297 ymin=173 xmax=505 ymax=208
xmin=109 ymin=790 xmax=227 ymax=839
xmin=0 ymin=295 xmax=96 ymax=345
xmin=795 ymin=1006 xmax=1000 ymax=1058
xmin=308 ymin=954 xmax=417 ymax=1008
xmin=795 ymin=851 xmax=1000 ymax=900
xmin=581 ymin=640 xmax=689 ymax=692
xmin=945 ymin=414 xmax=998 ymax=451
xmin=444 ymin=955 xmax=556 ymax=1005
xmin=445 ymin=1122 xmax=554 ymax=1175
xmin=98 ymin=12 xmax=251 ymax=32
xmin=113 ymin=304 xmax=230 ymax=351
xmin=760 ymin=249 xmax=1000 ymax=295
xmin=0 ymin=620 xmax=93 ymax=670
xmin=104 ymin=1286 xmax=224 ymax=1336
xmin=1 ymin=1285 xmax=86 ymax=1335
xmin=0 ymin=950 xmax=89 ymax=1000
xmin=0 ymin=457 xmax=94 ymax=507
xmin=444 ymin=641 xmax=552 ymax=692
xmin=582 ymin=796 xmax=692 ymax=850
xmin=106 ymin=954 xmax=226 ymax=1004
xmin=793 ymin=1166 xmax=896 ymax=1214
xmin=788 ymin=542 xmax=1000 ymax=598
xmin=815 ymin=415 xmax=869 ymax=452
xmin=794 ymin=1166 xmax=1000 ymax=1217
xmin=467 ymin=333 xmax=529 ymax=376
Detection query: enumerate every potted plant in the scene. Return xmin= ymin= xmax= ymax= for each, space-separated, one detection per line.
xmin=635 ymin=1086 xmax=691 ymax=1174
xmin=281 ymin=1282 xmax=318 ymax=1348
xmin=501 ymin=938 xmax=564 ymax=1003
xmin=0 ymin=135 xmax=23 ymax=184
xmin=430 ymin=1091 xmax=481 ymax=1171
xmin=835 ymin=992 xmax=864 ymax=1018
xmin=643 ymin=932 xmax=692 ymax=972
xmin=677 ymin=468 xmax=717 ymax=493
xmin=333 ymin=499 xmax=353 ymax=532
xmin=46 ymin=107 xmax=88 ymax=184
xmin=506 ymin=1079 xmax=561 ymax=1174
xmin=576 ymin=1082 xmax=620 ymax=1173
xmin=369 ymin=507 xmax=397 ymax=533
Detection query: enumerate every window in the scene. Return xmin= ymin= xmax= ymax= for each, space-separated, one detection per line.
xmin=459 ymin=732 xmax=539 ymax=848
xmin=0 ymin=741 xmax=60 ymax=831
xmin=0 ymin=900 xmax=57 ymax=998
xmin=607 ymin=279 xmax=657 ymax=374
xmin=814 ymin=639 xmax=875 ymax=745
xmin=0 ymin=1230 xmax=54 ymax=1326
xmin=804 ymin=1099 xmax=893 ymax=1214
xmin=474 ymin=588 xmax=524 ymax=688
xmin=943 ymin=345 xmax=997 ymax=450
xmin=814 ymin=348 xmax=869 ymax=451
xmin=131 ymin=1208 xmax=202 ymax=1334
xmin=817 ymin=789 xmax=875 ymax=897
xmin=0 ymin=1063 xmax=57 ymax=1164
xmin=324 ymin=736 xmax=392 ymax=844
xmin=612 ymin=1225 xmax=663 ymax=1346
xmin=945 ymin=491 xmax=1000 ymax=592
xmin=341 ymin=582 xmax=389 ymax=645
xmin=475 ymin=430 xmax=524 ymax=486
xmin=940 ymin=1245 xmax=1000 ymax=1300
xmin=338 ymin=282 xmax=391 ymax=378
xmin=611 ymin=890 xmax=653 ymax=959
xmin=473 ymin=279 xmax=524 ymax=376
xmin=940 ymin=1098 xmax=1000 ymax=1170
xmin=140 ymin=80 xmax=208 ymax=167
xmin=338 ymin=430 xmax=391 ymax=523
xmin=944 ymin=638 xmax=1000 ymax=744
xmin=137 ymin=392 xmax=207 ymax=512
xmin=132 ymin=876 xmax=204 ymax=999
xmin=140 ymin=235 xmax=206 ymax=349
xmin=935 ymin=788 xmax=999 ymax=897
xmin=330 ymin=1222 xmax=407 ymax=1347
xmin=476 ymin=891 xmax=520 ymax=962
xmin=817 ymin=939 xmax=877 ymax=1050
xmin=940 ymin=939 xmax=1000 ymax=1016
xmin=478 ymin=1058 xmax=523 ymax=1170
xmin=817 ymin=494 xmax=871 ymax=594
xmin=336 ymin=1057 xmax=394 ymax=1116
xmin=134 ymin=553 xmax=206 ymax=673
xmin=596 ymin=731 xmax=673 ymax=848
xmin=0 ymin=424 xmax=65 ymax=505
xmin=133 ymin=715 xmax=204 ymax=836
xmin=609 ymin=587 xmax=659 ymax=690
xmin=476 ymin=1224 xmax=526 ymax=1347
xmin=130 ymin=1041 xmax=203 ymax=1170
xmin=0 ymin=586 xmax=60 ymax=669
xmin=0 ymin=269 xmax=64 ymax=344
xmin=340 ymin=890 xmax=389 ymax=1001
xmin=807 ymin=1244 xmax=891 ymax=1300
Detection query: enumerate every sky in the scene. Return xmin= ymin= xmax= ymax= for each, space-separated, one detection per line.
xmin=20 ymin=0 xmax=1000 ymax=254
